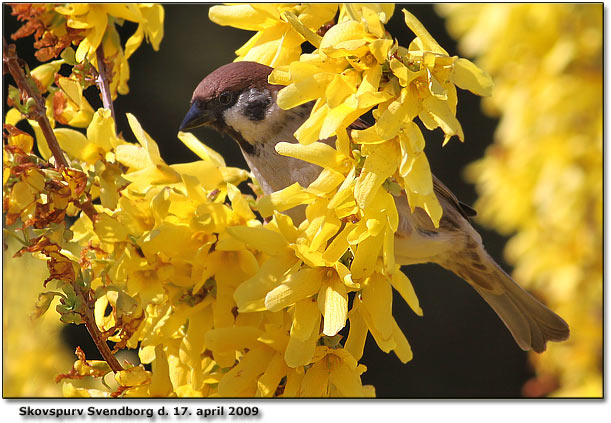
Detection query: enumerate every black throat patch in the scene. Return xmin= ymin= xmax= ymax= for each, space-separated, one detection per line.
xmin=222 ymin=124 xmax=261 ymax=156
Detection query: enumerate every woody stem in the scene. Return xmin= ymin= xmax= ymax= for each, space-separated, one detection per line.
xmin=95 ymin=44 xmax=116 ymax=123
xmin=4 ymin=39 xmax=121 ymax=372
xmin=82 ymin=294 xmax=124 ymax=373
xmin=3 ymin=37 xmax=69 ymax=168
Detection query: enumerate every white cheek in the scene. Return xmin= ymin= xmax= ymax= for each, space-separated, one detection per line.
xmin=222 ymin=89 xmax=282 ymax=144
xmin=223 ymin=107 xmax=265 ymax=144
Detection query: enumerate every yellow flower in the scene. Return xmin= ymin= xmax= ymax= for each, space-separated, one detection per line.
xmin=30 ymin=60 xmax=64 ymax=89
xmin=4 ymin=4 xmax=499 ymax=399
xmin=338 ymin=3 xmax=395 ymax=26
xmin=55 ymin=4 xmax=164 ymax=96
xmin=438 ymin=3 xmax=602 ymax=397
xmin=299 ymin=346 xmax=375 ymax=397
xmin=8 ymin=75 xmax=96 ymax=138
xmin=53 ymin=77 xmax=95 ymax=127
xmin=209 ymin=3 xmax=338 ymax=67
xmin=267 ymin=6 xmax=492 ymax=227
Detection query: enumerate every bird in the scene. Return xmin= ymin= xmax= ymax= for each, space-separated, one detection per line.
xmin=179 ymin=61 xmax=570 ymax=353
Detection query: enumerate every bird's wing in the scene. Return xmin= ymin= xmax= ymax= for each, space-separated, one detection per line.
xmin=432 ymin=174 xmax=477 ymax=220
xmin=347 ymin=117 xmax=372 ymax=131
xmin=349 ymin=116 xmax=569 ymax=353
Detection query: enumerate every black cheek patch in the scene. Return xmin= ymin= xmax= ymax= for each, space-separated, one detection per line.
xmin=244 ymin=95 xmax=271 ymax=121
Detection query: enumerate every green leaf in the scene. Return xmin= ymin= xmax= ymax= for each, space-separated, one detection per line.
xmin=8 ymin=85 xmax=26 ymax=113
xmin=24 ymin=97 xmax=37 ymax=114
xmin=31 ymin=291 xmax=64 ymax=319
xmin=57 ymin=309 xmax=85 ymax=324
xmin=61 ymin=47 xmax=77 ymax=65
xmin=56 ymin=282 xmax=85 ymax=323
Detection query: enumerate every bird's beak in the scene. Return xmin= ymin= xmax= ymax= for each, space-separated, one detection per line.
xmin=179 ymin=102 xmax=214 ymax=132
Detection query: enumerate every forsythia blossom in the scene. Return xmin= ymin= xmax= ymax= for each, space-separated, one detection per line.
xmin=438 ymin=3 xmax=602 ymax=397
xmin=9 ymin=3 xmax=163 ymax=101
xmin=209 ymin=3 xmax=337 ymax=67
xmin=211 ymin=3 xmax=492 ymax=227
xmin=5 ymin=4 xmax=493 ymax=397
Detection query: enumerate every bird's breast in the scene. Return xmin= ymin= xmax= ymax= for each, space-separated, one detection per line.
xmin=243 ymin=142 xmax=322 ymax=195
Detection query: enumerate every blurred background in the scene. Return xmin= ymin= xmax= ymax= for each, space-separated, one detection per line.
xmin=3 ymin=4 xmax=602 ymax=398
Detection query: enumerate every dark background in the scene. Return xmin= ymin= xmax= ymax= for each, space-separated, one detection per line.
xmin=3 ymin=4 xmax=533 ymax=397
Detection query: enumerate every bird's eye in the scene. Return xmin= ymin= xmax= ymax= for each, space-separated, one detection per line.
xmin=219 ymin=91 xmax=233 ymax=106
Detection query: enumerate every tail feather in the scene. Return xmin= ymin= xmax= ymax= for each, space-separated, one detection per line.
xmin=449 ymin=255 xmax=570 ymax=353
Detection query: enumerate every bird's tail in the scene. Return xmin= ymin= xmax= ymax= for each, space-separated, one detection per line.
xmin=446 ymin=253 xmax=570 ymax=353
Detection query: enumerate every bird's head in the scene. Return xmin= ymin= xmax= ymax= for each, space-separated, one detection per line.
xmin=180 ymin=61 xmax=302 ymax=155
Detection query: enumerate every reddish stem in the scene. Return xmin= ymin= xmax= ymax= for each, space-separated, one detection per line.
xmin=82 ymin=298 xmax=123 ymax=373
xmin=3 ymin=37 xmax=69 ymax=168
xmin=95 ymin=44 xmax=116 ymax=123
xmin=4 ymin=38 xmax=122 ymax=373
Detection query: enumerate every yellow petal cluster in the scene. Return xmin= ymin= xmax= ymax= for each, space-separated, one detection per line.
xmin=6 ymin=65 xmax=96 ymax=132
xmin=4 ymin=113 xmax=392 ymax=396
xmin=55 ymin=3 xmax=164 ymax=97
xmin=6 ymin=4 xmax=165 ymax=146
xmin=262 ymin=5 xmax=492 ymax=227
xmin=209 ymin=4 xmax=337 ymax=67
xmin=438 ymin=3 xmax=602 ymax=397
xmin=4 ymin=4 xmax=488 ymax=398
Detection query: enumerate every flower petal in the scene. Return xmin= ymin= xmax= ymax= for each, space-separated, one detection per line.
xmin=390 ymin=270 xmax=423 ymax=316
xmin=345 ymin=305 xmax=368 ymax=361
xmin=350 ymin=231 xmax=384 ymax=279
xmin=354 ymin=140 xmax=400 ymax=209
xmin=265 ymin=268 xmax=323 ymax=312
xmin=403 ymin=152 xmax=434 ymax=195
xmin=226 ymin=225 xmax=288 ymax=255
xmin=375 ymin=88 xmax=418 ymax=139
xmin=277 ymin=73 xmax=334 ymax=110
xmin=402 ymin=9 xmax=448 ymax=55
xmin=391 ymin=318 xmax=413 ymax=364
xmin=329 ymin=361 xmax=366 ymax=397
xmin=285 ymin=301 xmax=321 ymax=368
xmin=209 ymin=5 xmax=277 ymax=30
xmin=299 ymin=360 xmax=328 ymax=396
xmin=256 ymin=183 xmax=316 ymax=218
xmin=421 ymin=95 xmax=465 ymax=143
xmin=275 ymin=141 xmax=339 ymax=169
xmin=318 ymin=277 xmax=348 ymax=336
xmin=290 ymin=298 xmax=320 ymax=341
xmin=217 ymin=348 xmax=274 ymax=397
xmin=361 ymin=274 xmax=394 ymax=340
xmin=256 ymin=353 xmax=288 ymax=397
xmin=453 ymin=57 xmax=494 ymax=97
xmin=234 ymin=253 xmax=299 ymax=312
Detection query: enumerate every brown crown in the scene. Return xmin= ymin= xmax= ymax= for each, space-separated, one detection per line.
xmin=191 ymin=61 xmax=279 ymax=102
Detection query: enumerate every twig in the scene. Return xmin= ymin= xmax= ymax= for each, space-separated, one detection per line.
xmin=95 ymin=44 xmax=116 ymax=123
xmin=76 ymin=198 xmax=98 ymax=222
xmin=3 ymin=37 xmax=69 ymax=168
xmin=4 ymin=38 xmax=98 ymax=221
xmin=82 ymin=296 xmax=124 ymax=373
xmin=4 ymin=38 xmax=122 ymax=373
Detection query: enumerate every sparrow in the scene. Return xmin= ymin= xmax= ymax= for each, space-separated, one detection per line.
xmin=179 ymin=61 xmax=570 ymax=353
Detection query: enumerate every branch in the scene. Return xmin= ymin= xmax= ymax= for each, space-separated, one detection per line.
xmin=76 ymin=198 xmax=98 ymax=222
xmin=3 ymin=39 xmax=121 ymax=373
xmin=4 ymin=38 xmax=99 ymax=221
xmin=81 ymin=293 xmax=124 ymax=373
xmin=3 ymin=37 xmax=69 ymax=168
xmin=95 ymin=44 xmax=116 ymax=123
